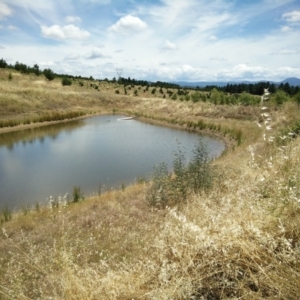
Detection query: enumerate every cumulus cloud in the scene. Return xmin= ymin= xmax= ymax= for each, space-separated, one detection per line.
xmin=41 ymin=24 xmax=90 ymax=40
xmin=109 ymin=15 xmax=148 ymax=34
xmin=218 ymin=64 xmax=267 ymax=80
xmin=65 ymin=15 xmax=82 ymax=23
xmin=214 ymin=64 xmax=300 ymax=81
xmin=282 ymin=10 xmax=300 ymax=23
xmin=85 ymin=47 xmax=110 ymax=59
xmin=0 ymin=3 xmax=12 ymax=20
xmin=162 ymin=40 xmax=177 ymax=51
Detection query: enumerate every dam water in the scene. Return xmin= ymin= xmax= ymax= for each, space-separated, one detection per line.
xmin=0 ymin=115 xmax=225 ymax=209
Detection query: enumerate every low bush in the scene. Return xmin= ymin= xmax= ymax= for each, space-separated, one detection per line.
xmin=61 ymin=77 xmax=72 ymax=86
xmin=146 ymin=140 xmax=217 ymax=208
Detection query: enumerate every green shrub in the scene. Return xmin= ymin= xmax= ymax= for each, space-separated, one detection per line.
xmin=1 ymin=206 xmax=12 ymax=223
xmin=146 ymin=140 xmax=216 ymax=208
xmin=43 ymin=68 xmax=55 ymax=81
xmin=61 ymin=77 xmax=72 ymax=86
xmin=73 ymin=186 xmax=83 ymax=203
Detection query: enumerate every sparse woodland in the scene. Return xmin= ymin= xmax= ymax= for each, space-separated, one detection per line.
xmin=0 ymin=67 xmax=300 ymax=299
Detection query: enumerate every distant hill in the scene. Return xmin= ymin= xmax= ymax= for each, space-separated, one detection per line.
xmin=174 ymin=78 xmax=300 ymax=88
xmin=281 ymin=77 xmax=300 ymax=86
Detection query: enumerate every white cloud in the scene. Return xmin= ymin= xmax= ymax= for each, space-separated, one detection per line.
xmin=282 ymin=10 xmax=300 ymax=23
xmin=64 ymin=53 xmax=81 ymax=61
xmin=271 ymin=49 xmax=300 ymax=55
xmin=41 ymin=24 xmax=90 ymax=40
xmin=209 ymin=35 xmax=218 ymax=41
xmin=109 ymin=15 xmax=148 ymax=34
xmin=79 ymin=0 xmax=111 ymax=4
xmin=210 ymin=56 xmax=227 ymax=61
xmin=162 ymin=40 xmax=177 ymax=51
xmin=0 ymin=3 xmax=12 ymax=20
xmin=85 ymin=47 xmax=110 ymax=59
xmin=213 ymin=64 xmax=300 ymax=81
xmin=39 ymin=61 xmax=56 ymax=67
xmin=281 ymin=25 xmax=292 ymax=32
xmin=7 ymin=25 xmax=17 ymax=30
xmin=65 ymin=15 xmax=81 ymax=23
xmin=0 ymin=45 xmax=5 ymax=49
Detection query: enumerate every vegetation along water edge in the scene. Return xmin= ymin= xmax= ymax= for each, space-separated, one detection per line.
xmin=0 ymin=66 xmax=300 ymax=299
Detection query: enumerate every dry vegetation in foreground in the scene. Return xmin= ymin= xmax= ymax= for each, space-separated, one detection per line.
xmin=0 ymin=70 xmax=300 ymax=299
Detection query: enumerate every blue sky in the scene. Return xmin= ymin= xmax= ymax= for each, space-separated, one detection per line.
xmin=0 ymin=0 xmax=299 ymax=82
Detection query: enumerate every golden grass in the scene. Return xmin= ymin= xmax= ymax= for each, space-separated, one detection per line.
xmin=0 ymin=69 xmax=300 ymax=299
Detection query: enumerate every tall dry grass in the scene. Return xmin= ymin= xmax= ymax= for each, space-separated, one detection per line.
xmin=0 ymin=69 xmax=300 ymax=299
xmin=1 ymin=132 xmax=299 ymax=299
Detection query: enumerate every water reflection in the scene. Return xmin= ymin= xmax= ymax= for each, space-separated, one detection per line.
xmin=0 ymin=120 xmax=84 ymax=150
xmin=0 ymin=115 xmax=225 ymax=209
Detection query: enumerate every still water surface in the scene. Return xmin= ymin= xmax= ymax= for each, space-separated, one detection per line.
xmin=0 ymin=115 xmax=225 ymax=209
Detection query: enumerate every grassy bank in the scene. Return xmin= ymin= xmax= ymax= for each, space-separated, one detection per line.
xmin=0 ymin=70 xmax=300 ymax=299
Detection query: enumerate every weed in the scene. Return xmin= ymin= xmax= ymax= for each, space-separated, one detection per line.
xmin=1 ymin=205 xmax=12 ymax=223
xmin=73 ymin=186 xmax=84 ymax=203
xmin=146 ymin=140 xmax=216 ymax=208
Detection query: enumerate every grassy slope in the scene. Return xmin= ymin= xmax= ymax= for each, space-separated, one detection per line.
xmin=0 ymin=70 xmax=300 ymax=299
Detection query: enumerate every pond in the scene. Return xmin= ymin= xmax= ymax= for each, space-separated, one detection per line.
xmin=0 ymin=115 xmax=225 ymax=209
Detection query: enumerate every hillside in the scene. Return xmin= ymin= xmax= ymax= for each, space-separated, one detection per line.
xmin=0 ymin=69 xmax=300 ymax=299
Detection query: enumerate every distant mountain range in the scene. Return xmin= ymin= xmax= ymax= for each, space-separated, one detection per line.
xmin=173 ymin=77 xmax=300 ymax=88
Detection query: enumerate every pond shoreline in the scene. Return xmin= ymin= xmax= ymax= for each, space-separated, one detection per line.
xmin=0 ymin=111 xmax=233 ymax=151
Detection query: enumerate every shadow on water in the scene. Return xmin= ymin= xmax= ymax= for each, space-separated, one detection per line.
xmin=0 ymin=120 xmax=84 ymax=150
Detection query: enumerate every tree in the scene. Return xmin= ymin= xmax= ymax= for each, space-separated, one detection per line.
xmin=43 ymin=68 xmax=55 ymax=81
xmin=0 ymin=58 xmax=7 ymax=68
xmin=33 ymin=64 xmax=40 ymax=76
xmin=210 ymin=88 xmax=220 ymax=104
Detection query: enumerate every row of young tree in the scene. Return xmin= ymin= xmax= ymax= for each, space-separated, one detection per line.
xmin=0 ymin=58 xmax=95 ymax=82
xmin=1 ymin=58 xmax=299 ymax=97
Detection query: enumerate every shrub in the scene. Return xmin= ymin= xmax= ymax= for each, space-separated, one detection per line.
xmin=146 ymin=140 xmax=216 ymax=208
xmin=273 ymin=89 xmax=289 ymax=105
xmin=191 ymin=92 xmax=200 ymax=102
xmin=61 ymin=77 xmax=72 ymax=86
xmin=1 ymin=206 xmax=12 ymax=223
xmin=43 ymin=68 xmax=55 ymax=81
xmin=73 ymin=186 xmax=84 ymax=203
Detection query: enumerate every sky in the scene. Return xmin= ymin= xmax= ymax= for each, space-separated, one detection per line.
xmin=0 ymin=0 xmax=300 ymax=82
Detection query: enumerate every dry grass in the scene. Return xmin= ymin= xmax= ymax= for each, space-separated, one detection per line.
xmin=0 ymin=69 xmax=300 ymax=299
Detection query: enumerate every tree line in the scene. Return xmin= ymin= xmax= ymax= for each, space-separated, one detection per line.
xmin=1 ymin=58 xmax=299 ymax=96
